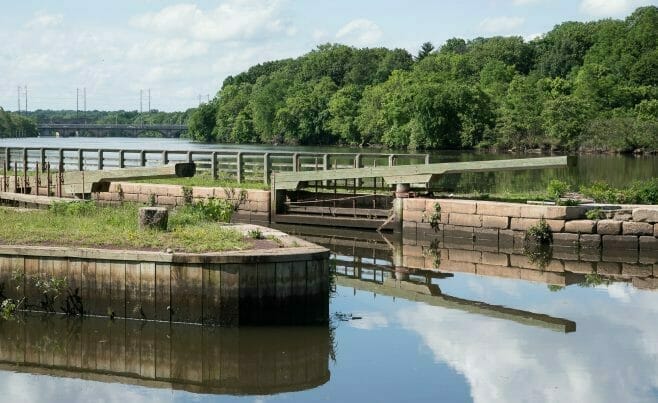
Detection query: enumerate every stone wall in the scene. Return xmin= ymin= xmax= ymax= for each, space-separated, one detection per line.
xmin=402 ymin=198 xmax=658 ymax=252
xmin=93 ymin=182 xmax=270 ymax=224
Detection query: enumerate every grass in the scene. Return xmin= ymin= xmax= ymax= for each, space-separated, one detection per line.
xmin=130 ymin=173 xmax=270 ymax=190
xmin=0 ymin=202 xmax=249 ymax=253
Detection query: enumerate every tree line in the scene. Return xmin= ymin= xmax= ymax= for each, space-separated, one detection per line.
xmin=0 ymin=108 xmax=38 ymax=138
xmin=189 ymin=6 xmax=658 ymax=152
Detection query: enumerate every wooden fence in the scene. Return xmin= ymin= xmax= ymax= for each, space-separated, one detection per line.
xmin=0 ymin=147 xmax=429 ymax=184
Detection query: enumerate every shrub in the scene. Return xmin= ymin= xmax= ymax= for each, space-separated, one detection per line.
xmin=169 ymin=198 xmax=234 ymax=227
xmin=247 ymin=229 xmax=264 ymax=239
xmin=526 ymin=217 xmax=552 ymax=244
xmin=546 ymin=179 xmax=570 ymax=200
xmin=50 ymin=201 xmax=97 ymax=216
xmin=585 ymin=208 xmax=605 ymax=220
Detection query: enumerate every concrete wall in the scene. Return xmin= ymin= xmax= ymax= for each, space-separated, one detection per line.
xmin=0 ymin=315 xmax=330 ymax=395
xmin=93 ymin=182 xmax=270 ymax=225
xmin=0 ymin=245 xmax=329 ymax=326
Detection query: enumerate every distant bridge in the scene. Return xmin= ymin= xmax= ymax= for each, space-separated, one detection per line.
xmin=37 ymin=123 xmax=188 ymax=138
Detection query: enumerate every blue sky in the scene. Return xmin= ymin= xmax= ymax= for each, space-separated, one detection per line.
xmin=0 ymin=0 xmax=655 ymax=112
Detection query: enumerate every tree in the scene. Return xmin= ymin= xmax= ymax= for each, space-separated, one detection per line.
xmin=188 ymin=102 xmax=217 ymax=142
xmin=416 ymin=42 xmax=435 ymax=61
xmin=327 ymin=85 xmax=363 ymax=145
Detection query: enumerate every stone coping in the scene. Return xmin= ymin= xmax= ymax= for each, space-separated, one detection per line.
xmin=0 ymin=225 xmax=329 ymax=264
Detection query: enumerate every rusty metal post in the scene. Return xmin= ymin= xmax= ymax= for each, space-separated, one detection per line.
xmin=78 ymin=149 xmax=84 ymax=171
xmin=212 ymin=152 xmax=218 ymax=180
xmin=1 ymin=161 xmax=6 ymax=192
xmin=35 ymin=162 xmax=40 ymax=196
xmin=14 ymin=162 xmax=18 ymax=193
xmin=47 ymin=163 xmax=51 ymax=196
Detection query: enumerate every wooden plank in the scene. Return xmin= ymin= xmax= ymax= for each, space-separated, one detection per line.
xmin=275 ymin=262 xmax=292 ymax=325
xmin=219 ymin=264 xmax=239 ymax=326
xmin=170 ymin=264 xmax=203 ymax=324
xmin=80 ymin=259 xmax=96 ymax=316
xmin=139 ymin=262 xmax=156 ymax=320
xmin=139 ymin=321 xmax=156 ymax=379
xmin=274 ymin=156 xmax=573 ymax=190
xmin=125 ymin=261 xmax=141 ymax=319
xmin=125 ymin=319 xmax=142 ymax=376
xmin=110 ymin=262 xmax=126 ymax=318
xmin=202 ymin=264 xmax=222 ymax=326
xmin=257 ymin=263 xmax=276 ymax=325
xmin=238 ymin=263 xmax=259 ymax=325
xmin=155 ymin=263 xmax=171 ymax=322
xmin=95 ymin=260 xmax=112 ymax=318
xmin=291 ymin=261 xmax=307 ymax=325
xmin=154 ymin=321 xmax=171 ymax=379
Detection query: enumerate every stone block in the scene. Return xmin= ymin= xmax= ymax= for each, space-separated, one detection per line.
xmin=632 ymin=277 xmax=658 ymax=290
xmin=440 ymin=213 xmax=450 ymax=224
xmin=442 ymin=225 xmax=474 ymax=239
xmin=551 ymin=246 xmax=579 ymax=261
xmin=622 ymin=263 xmax=652 ymax=277
xmin=138 ymin=207 xmax=168 ymax=231
xmin=596 ymin=262 xmax=621 ymax=275
xmin=156 ymin=195 xmax=176 ymax=206
xmin=579 ymin=249 xmax=601 ymax=262
xmin=519 ymin=205 xmax=583 ymax=220
xmin=474 ymin=228 xmax=499 ymax=251
xmin=602 ymin=248 xmax=638 ymax=263
xmin=475 ymin=201 xmax=521 ymax=217
xmin=579 ymin=234 xmax=602 ymax=250
xmin=552 ymin=232 xmax=579 ymax=247
xmin=564 ymin=220 xmax=596 ymax=234
xmin=640 ymin=236 xmax=658 ymax=252
xmin=499 ymin=230 xmax=515 ymax=250
xmin=481 ymin=252 xmax=509 ymax=267
xmin=481 ymin=215 xmax=509 ymax=229
xmin=449 ymin=213 xmax=482 ymax=228
xmin=404 ymin=210 xmax=426 ymax=223
xmin=632 ymin=208 xmax=658 ymax=223
xmin=165 ymin=185 xmax=184 ymax=197
xmin=564 ymin=261 xmax=595 ymax=274
xmin=425 ymin=200 xmax=440 ymax=213
xmin=438 ymin=200 xmax=476 ymax=214
xmin=476 ymin=264 xmax=519 ymax=279
xmin=448 ymin=249 xmax=482 ymax=264
xmin=655 ymin=223 xmax=658 ymax=237
xmin=519 ymin=270 xmax=566 ymax=286
xmin=247 ymin=190 xmax=270 ymax=203
xmin=602 ymin=235 xmax=639 ymax=250
xmin=123 ymin=193 xmax=139 ymax=202
xmin=597 ymin=220 xmax=622 ymax=235
xmin=440 ymin=260 xmax=476 ymax=274
xmin=623 ymin=222 xmax=654 ymax=236
xmin=404 ymin=198 xmax=427 ymax=211
xmin=443 ymin=237 xmax=473 ymax=250
xmin=510 ymin=218 xmax=565 ymax=232
xmin=639 ymin=250 xmax=658 ymax=265
xmin=192 ymin=187 xmax=215 ymax=198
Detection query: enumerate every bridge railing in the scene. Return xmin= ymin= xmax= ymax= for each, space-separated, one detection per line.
xmin=0 ymin=146 xmax=429 ymax=184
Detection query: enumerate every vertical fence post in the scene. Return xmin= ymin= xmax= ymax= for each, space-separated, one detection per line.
xmin=119 ymin=150 xmax=125 ymax=168
xmin=40 ymin=148 xmax=46 ymax=171
xmin=3 ymin=148 xmax=9 ymax=171
xmin=78 ymin=149 xmax=84 ymax=171
xmin=211 ymin=152 xmax=218 ymax=179
xmin=355 ymin=154 xmax=362 ymax=187
xmin=425 ymin=153 xmax=430 ymax=164
xmin=187 ymin=151 xmax=193 ymax=163
xmin=22 ymin=148 xmax=28 ymax=172
xmin=236 ymin=152 xmax=243 ymax=183
xmin=388 ymin=154 xmax=396 ymax=167
xmin=292 ymin=153 xmax=299 ymax=172
xmin=140 ymin=150 xmax=146 ymax=167
xmin=58 ymin=148 xmax=64 ymax=172
xmin=162 ymin=150 xmax=169 ymax=165
xmin=263 ymin=153 xmax=270 ymax=184
xmin=47 ymin=163 xmax=51 ymax=196
xmin=322 ymin=154 xmax=329 ymax=187
xmin=98 ymin=150 xmax=104 ymax=170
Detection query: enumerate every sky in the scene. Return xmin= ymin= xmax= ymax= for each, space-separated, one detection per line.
xmin=0 ymin=0 xmax=656 ymax=112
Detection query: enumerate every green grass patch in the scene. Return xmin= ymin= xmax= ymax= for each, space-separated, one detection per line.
xmin=0 ymin=201 xmax=248 ymax=253
xmin=130 ymin=173 xmax=270 ymax=190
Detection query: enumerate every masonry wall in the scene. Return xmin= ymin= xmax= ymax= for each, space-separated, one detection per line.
xmin=402 ymin=198 xmax=658 ymax=253
xmin=93 ymin=182 xmax=270 ymax=224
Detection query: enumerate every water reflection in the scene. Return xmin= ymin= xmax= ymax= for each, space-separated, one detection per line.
xmin=0 ymin=315 xmax=330 ymax=396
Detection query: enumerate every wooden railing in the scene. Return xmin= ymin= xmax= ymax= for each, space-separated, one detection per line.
xmin=0 ymin=147 xmax=429 ymax=184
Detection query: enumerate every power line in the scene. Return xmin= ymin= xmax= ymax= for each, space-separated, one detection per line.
xmin=17 ymin=86 xmax=21 ymax=114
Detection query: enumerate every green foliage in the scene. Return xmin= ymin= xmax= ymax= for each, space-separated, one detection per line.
xmin=50 ymin=201 xmax=97 ymax=216
xmin=186 ymin=6 xmax=658 ymax=152
xmin=428 ymin=203 xmax=442 ymax=232
xmin=169 ymin=198 xmax=235 ymax=227
xmin=586 ymin=208 xmax=605 ymax=220
xmin=0 ymin=108 xmax=38 ymax=138
xmin=247 ymin=228 xmax=264 ymax=240
xmin=546 ymin=179 xmax=570 ymax=200
xmin=182 ymin=186 xmax=193 ymax=205
xmin=580 ymin=179 xmax=658 ymax=204
xmin=526 ymin=217 xmax=552 ymax=244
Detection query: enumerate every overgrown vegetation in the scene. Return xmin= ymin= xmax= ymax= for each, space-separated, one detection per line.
xmin=526 ymin=218 xmax=552 ymax=244
xmin=580 ymin=178 xmax=658 ymax=204
xmin=0 ymin=108 xmax=37 ymax=138
xmin=0 ymin=202 xmax=247 ymax=253
xmin=189 ymin=6 xmax=658 ymax=152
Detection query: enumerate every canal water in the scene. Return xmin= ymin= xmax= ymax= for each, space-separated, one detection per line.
xmin=0 ymin=137 xmax=657 ymax=402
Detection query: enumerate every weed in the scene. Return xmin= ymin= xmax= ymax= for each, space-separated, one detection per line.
xmin=428 ymin=203 xmax=442 ymax=232
xmin=547 ymin=179 xmax=570 ymax=200
xmin=526 ymin=217 xmax=552 ymax=245
xmin=247 ymin=228 xmax=264 ymax=239
xmin=147 ymin=193 xmax=156 ymax=207
xmin=585 ymin=208 xmax=605 ymax=220
xmin=182 ymin=186 xmax=193 ymax=205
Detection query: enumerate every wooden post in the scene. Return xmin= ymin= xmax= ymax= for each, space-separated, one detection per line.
xmin=22 ymin=148 xmax=28 ymax=173
xmin=211 ymin=152 xmax=218 ymax=179
xmin=1 ymin=161 xmax=6 ymax=192
xmin=3 ymin=148 xmax=9 ymax=170
xmin=78 ymin=149 xmax=84 ymax=171
xmin=58 ymin=148 xmax=64 ymax=172
xmin=22 ymin=160 xmax=27 ymax=194
xmin=39 ymin=148 xmax=46 ymax=171
xmin=322 ymin=154 xmax=329 ymax=187
xmin=35 ymin=163 xmax=39 ymax=196
xmin=263 ymin=153 xmax=270 ymax=184
xmin=292 ymin=153 xmax=299 ymax=172
xmin=139 ymin=150 xmax=146 ymax=167
xmin=98 ymin=149 xmax=104 ymax=170
xmin=355 ymin=154 xmax=362 ymax=187
xmin=236 ymin=152 xmax=243 ymax=183
xmin=13 ymin=162 xmax=18 ymax=193
xmin=47 ymin=163 xmax=51 ymax=196
xmin=162 ymin=150 xmax=169 ymax=165
xmin=425 ymin=153 xmax=430 ymax=164
xmin=119 ymin=150 xmax=125 ymax=168
xmin=388 ymin=154 xmax=396 ymax=167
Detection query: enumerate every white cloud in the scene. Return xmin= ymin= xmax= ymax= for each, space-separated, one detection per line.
xmin=580 ymin=0 xmax=653 ymax=17
xmin=335 ymin=19 xmax=383 ymax=47
xmin=126 ymin=38 xmax=209 ymax=63
xmin=479 ymin=16 xmax=525 ymax=33
xmin=131 ymin=0 xmax=294 ymax=43
xmin=26 ymin=11 xmax=64 ymax=29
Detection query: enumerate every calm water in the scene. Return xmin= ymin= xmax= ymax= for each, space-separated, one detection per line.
xmin=1 ymin=137 xmax=657 ymax=402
